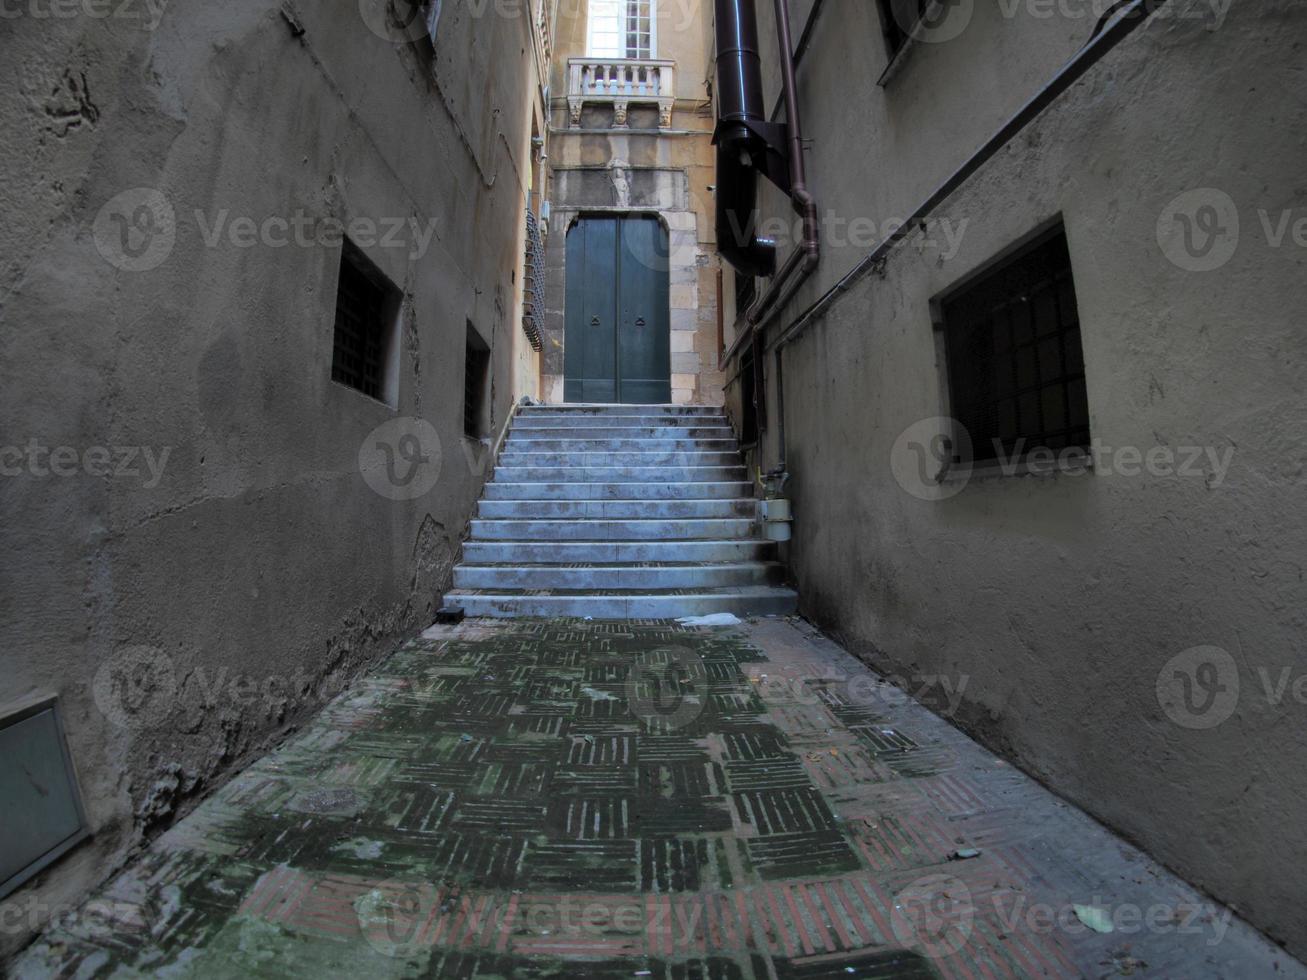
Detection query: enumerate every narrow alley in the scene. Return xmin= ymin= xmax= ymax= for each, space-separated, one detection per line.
xmin=4 ymin=0 xmax=1306 ymax=977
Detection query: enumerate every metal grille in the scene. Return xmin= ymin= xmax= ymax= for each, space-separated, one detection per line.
xmin=942 ymin=230 xmax=1090 ymax=464
xmin=331 ymin=242 xmax=390 ymax=400
xmin=521 ymin=210 xmax=545 ymax=353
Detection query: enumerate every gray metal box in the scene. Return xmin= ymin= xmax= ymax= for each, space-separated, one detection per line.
xmin=0 ymin=695 xmax=89 ymax=898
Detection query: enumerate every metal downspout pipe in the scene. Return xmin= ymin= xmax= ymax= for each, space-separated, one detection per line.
xmin=743 ymin=0 xmax=819 ymax=470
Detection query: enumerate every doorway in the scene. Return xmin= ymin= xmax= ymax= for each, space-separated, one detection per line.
xmin=564 ymin=215 xmax=671 ymax=404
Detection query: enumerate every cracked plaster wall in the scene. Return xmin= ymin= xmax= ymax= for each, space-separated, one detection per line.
xmin=0 ymin=0 xmax=541 ymax=955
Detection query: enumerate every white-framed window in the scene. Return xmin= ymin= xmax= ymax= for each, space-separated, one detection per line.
xmin=587 ymin=0 xmax=655 ymax=59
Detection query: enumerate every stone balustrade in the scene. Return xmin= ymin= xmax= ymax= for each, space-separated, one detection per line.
xmin=566 ymin=57 xmax=676 ymax=129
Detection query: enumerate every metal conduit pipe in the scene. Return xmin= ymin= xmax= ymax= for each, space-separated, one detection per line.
xmin=743 ymin=0 xmax=819 ymax=336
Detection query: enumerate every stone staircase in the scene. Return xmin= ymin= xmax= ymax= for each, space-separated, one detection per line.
xmin=442 ymin=403 xmax=799 ymax=619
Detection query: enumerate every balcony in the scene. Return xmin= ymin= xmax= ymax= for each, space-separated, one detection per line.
xmin=566 ymin=57 xmax=675 ymax=130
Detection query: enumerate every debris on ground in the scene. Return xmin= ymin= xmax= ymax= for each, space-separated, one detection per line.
xmin=676 ymin=612 xmax=742 ymax=627
xmin=1075 ymin=905 xmax=1116 ymax=933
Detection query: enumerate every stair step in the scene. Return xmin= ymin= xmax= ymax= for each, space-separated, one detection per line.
xmin=484 ymin=481 xmax=754 ymax=500
xmin=494 ymin=466 xmax=747 ymax=483
xmin=520 ymin=403 xmax=724 ymax=416
xmin=444 ymin=586 xmax=798 ymax=620
xmin=515 ymin=415 xmax=726 ymax=429
xmin=505 ymin=438 xmax=740 ymax=453
xmin=454 ymin=561 xmax=785 ymax=590
xmin=500 ymin=451 xmax=741 ymax=466
xmin=442 ymin=404 xmax=797 ymax=620
xmin=479 ymin=499 xmax=756 ymax=519
xmin=468 ymin=518 xmax=756 ymax=541
xmin=462 ymin=539 xmax=777 ymax=563
xmin=506 ymin=426 xmax=736 ymax=440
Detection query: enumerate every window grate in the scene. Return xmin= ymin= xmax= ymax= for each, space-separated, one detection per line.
xmin=331 ymin=241 xmax=395 ymax=401
xmin=942 ymin=229 xmax=1090 ymax=464
xmin=522 ymin=210 xmax=545 ymax=353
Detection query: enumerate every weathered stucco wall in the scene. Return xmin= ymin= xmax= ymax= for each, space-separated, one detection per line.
xmin=0 ymin=0 xmax=542 ymax=955
xmin=737 ymin=0 xmax=1307 ymax=956
xmin=543 ymin=0 xmax=723 ymax=405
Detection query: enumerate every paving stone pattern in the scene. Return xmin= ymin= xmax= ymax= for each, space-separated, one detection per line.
xmin=12 ymin=619 xmax=1303 ymax=979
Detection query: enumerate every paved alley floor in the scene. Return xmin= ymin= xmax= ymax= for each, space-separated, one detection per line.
xmin=13 ymin=619 xmax=1303 ymax=979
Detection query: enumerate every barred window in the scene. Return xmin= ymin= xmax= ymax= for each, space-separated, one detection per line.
xmin=941 ymin=228 xmax=1090 ymax=465
xmin=331 ymin=240 xmax=399 ymax=403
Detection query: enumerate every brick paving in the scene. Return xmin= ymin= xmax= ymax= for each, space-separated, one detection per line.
xmin=12 ymin=619 xmax=1304 ymax=978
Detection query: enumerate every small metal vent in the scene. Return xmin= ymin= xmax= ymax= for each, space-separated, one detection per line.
xmin=521 ymin=210 xmax=545 ymax=353
xmin=0 ymin=695 xmax=88 ymax=898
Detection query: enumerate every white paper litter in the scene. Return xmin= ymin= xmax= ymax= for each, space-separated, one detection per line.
xmin=675 ymin=613 xmax=742 ymax=627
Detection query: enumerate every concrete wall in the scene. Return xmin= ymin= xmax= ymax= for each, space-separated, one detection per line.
xmin=543 ymin=0 xmax=724 ymax=405
xmin=734 ymin=0 xmax=1307 ymax=956
xmin=0 ymin=0 xmax=544 ymax=955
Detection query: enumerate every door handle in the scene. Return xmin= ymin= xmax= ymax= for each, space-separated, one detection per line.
xmin=635 ymin=316 xmax=646 ymax=328
xmin=590 ymin=315 xmax=601 ymax=327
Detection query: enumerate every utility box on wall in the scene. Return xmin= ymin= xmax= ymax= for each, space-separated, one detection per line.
xmin=0 ymin=695 xmax=89 ymax=898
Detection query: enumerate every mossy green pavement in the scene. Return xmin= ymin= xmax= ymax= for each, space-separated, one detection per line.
xmin=11 ymin=619 xmax=1303 ymax=979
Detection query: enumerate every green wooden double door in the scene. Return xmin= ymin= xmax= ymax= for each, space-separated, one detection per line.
xmin=564 ymin=216 xmax=671 ymax=404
